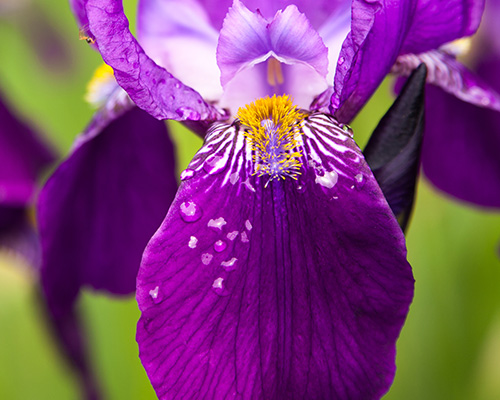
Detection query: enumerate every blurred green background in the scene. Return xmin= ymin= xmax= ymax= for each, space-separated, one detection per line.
xmin=0 ymin=1 xmax=499 ymax=399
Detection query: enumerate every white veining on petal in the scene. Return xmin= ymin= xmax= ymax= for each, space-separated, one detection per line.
xmin=188 ymin=236 xmax=198 ymax=249
xmin=180 ymin=169 xmax=195 ymax=180
xmin=203 ymin=155 xmax=227 ymax=175
xmin=242 ymin=178 xmax=256 ymax=192
xmin=301 ymin=113 xmax=361 ymax=182
xmin=208 ymin=217 xmax=227 ymax=230
xmin=201 ymin=253 xmax=213 ymax=265
xmin=186 ymin=124 xmax=253 ymax=190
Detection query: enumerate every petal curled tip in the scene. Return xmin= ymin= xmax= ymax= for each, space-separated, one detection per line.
xmin=332 ymin=0 xmax=486 ymax=122
xmin=137 ymin=98 xmax=414 ymax=399
xmin=85 ymin=0 xmax=224 ymax=122
xmin=365 ymin=64 xmax=427 ymax=231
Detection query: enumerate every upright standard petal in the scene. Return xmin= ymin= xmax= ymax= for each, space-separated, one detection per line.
xmin=137 ymin=0 xmax=221 ymax=101
xmin=137 ymin=98 xmax=414 ymax=399
xmin=39 ymin=107 xmax=177 ymax=316
xmin=332 ymin=0 xmax=484 ymax=122
xmin=85 ymin=0 xmax=223 ymax=121
xmin=217 ymin=0 xmax=328 ymax=87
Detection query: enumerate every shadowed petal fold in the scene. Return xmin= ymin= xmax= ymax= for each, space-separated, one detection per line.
xmin=85 ymin=0 xmax=223 ymax=121
xmin=332 ymin=0 xmax=484 ymax=122
xmin=137 ymin=113 xmax=414 ymax=399
xmin=39 ymin=107 xmax=177 ymax=316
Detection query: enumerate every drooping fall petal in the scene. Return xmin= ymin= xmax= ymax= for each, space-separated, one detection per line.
xmin=137 ymin=111 xmax=413 ymax=399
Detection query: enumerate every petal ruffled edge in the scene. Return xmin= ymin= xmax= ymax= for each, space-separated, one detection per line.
xmin=85 ymin=0 xmax=226 ymax=122
xmin=331 ymin=0 xmax=485 ymax=122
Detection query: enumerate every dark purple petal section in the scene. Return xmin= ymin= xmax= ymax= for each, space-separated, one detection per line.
xmin=137 ymin=114 xmax=413 ymax=399
xmin=198 ymin=0 xmax=349 ymax=30
xmin=39 ymin=292 xmax=101 ymax=400
xmin=39 ymin=107 xmax=177 ymax=317
xmin=0 ymin=213 xmax=41 ymax=269
xmin=401 ymin=0 xmax=483 ymax=54
xmin=421 ymin=56 xmax=500 ymax=208
xmin=85 ymin=0 xmax=223 ymax=121
xmin=0 ymin=93 xmax=54 ymax=206
xmin=332 ymin=0 xmax=484 ymax=122
xmin=365 ymin=64 xmax=427 ymax=231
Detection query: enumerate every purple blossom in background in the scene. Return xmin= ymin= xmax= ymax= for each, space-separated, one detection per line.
xmin=0 ymin=91 xmax=54 ymax=265
xmin=37 ymin=0 xmax=495 ymax=398
xmin=392 ymin=0 xmax=500 ymax=207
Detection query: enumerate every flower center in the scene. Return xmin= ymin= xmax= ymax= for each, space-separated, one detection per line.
xmin=237 ymin=95 xmax=306 ymax=181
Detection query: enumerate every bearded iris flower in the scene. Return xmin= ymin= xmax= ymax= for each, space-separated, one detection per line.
xmin=38 ymin=0 xmax=491 ymax=398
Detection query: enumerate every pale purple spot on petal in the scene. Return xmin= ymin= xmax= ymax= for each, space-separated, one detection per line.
xmin=227 ymin=230 xmax=239 ymax=240
xmin=240 ymin=231 xmax=249 ymax=243
xmin=214 ymin=240 xmax=227 ymax=252
xmin=208 ymin=217 xmax=227 ymax=230
xmin=201 ymin=253 xmax=213 ymax=265
xmin=245 ymin=219 xmax=253 ymax=231
xmin=188 ymin=236 xmax=198 ymax=249
xmin=315 ymin=170 xmax=338 ymax=188
xmin=180 ymin=201 xmax=202 ymax=222
xmin=221 ymin=257 xmax=238 ymax=271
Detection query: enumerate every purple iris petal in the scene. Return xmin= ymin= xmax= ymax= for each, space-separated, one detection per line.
xmin=421 ymin=57 xmax=500 ymax=208
xmin=85 ymin=0 xmax=223 ymax=121
xmin=137 ymin=113 xmax=413 ymax=399
xmin=333 ymin=0 xmax=484 ymax=122
xmin=0 ymin=93 xmax=54 ymax=205
xmin=217 ymin=0 xmax=328 ymax=87
xmin=198 ymin=0 xmax=348 ymax=30
xmin=39 ymin=107 xmax=177 ymax=316
xmin=137 ymin=0 xmax=221 ymax=102
xmin=0 ymin=92 xmax=53 ymax=266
